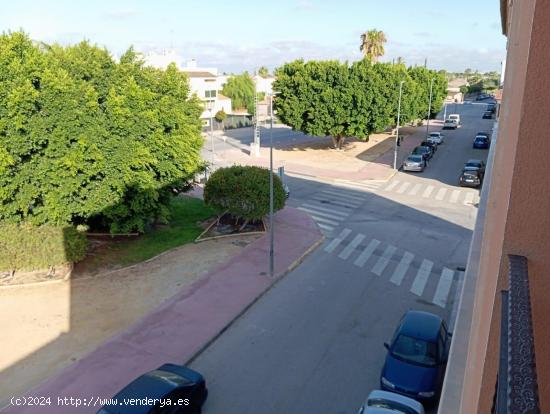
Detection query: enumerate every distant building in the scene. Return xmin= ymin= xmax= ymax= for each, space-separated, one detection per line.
xmin=446 ymin=78 xmax=468 ymax=103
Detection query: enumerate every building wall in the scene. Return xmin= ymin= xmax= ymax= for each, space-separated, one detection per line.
xmin=459 ymin=0 xmax=550 ymax=412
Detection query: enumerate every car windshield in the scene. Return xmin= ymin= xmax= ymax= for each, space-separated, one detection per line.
xmin=367 ymin=398 xmax=420 ymax=414
xmin=429 ymin=133 xmax=440 ymax=137
xmin=407 ymin=156 xmax=422 ymax=163
xmin=475 ymin=137 xmax=487 ymax=141
xmin=391 ymin=334 xmax=438 ymax=366
xmin=466 ymin=162 xmax=481 ymax=168
xmin=462 ymin=170 xmax=478 ymax=177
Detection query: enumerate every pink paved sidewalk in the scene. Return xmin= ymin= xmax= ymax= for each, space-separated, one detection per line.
xmin=3 ymin=208 xmax=323 ymax=414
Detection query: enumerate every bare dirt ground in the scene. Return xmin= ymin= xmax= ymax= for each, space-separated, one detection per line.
xmin=0 ymin=235 xmax=258 ymax=406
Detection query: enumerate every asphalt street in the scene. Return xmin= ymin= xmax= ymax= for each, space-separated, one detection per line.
xmin=191 ymin=102 xmax=492 ymax=414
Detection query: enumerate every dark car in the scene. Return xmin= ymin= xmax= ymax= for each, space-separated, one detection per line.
xmin=476 ymin=131 xmax=491 ymax=139
xmin=482 ymin=111 xmax=493 ymax=119
xmin=411 ymin=146 xmax=432 ymax=161
xmin=97 ymin=364 xmax=208 ymax=414
xmin=487 ymin=103 xmax=496 ymax=113
xmin=459 ymin=169 xmax=483 ymax=188
xmin=473 ymin=135 xmax=490 ymax=149
xmin=420 ymin=140 xmax=437 ymax=153
xmin=380 ymin=311 xmax=451 ymax=402
xmin=464 ymin=159 xmax=486 ymax=178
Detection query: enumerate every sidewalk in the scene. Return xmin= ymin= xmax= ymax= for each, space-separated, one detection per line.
xmin=3 ymin=208 xmax=323 ymax=414
xmin=219 ymin=121 xmax=442 ymax=182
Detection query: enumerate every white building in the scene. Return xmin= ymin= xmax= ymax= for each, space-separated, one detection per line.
xmin=253 ymin=74 xmax=275 ymax=95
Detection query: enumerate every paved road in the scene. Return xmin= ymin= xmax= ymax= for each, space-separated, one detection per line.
xmin=191 ymin=103 xmax=491 ymax=414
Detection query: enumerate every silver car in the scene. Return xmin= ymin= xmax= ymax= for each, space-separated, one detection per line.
xmin=427 ymin=131 xmax=444 ymax=145
xmin=402 ymin=155 xmax=426 ymax=172
xmin=358 ymin=390 xmax=425 ymax=414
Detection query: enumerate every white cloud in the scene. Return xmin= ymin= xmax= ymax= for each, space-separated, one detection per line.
xmin=295 ymin=0 xmax=315 ymax=11
xmin=102 ymin=8 xmax=139 ymax=19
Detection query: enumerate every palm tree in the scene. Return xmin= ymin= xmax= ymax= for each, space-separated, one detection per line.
xmin=359 ymin=29 xmax=387 ymax=62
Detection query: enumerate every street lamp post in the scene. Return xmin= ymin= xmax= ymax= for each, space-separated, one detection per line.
xmin=426 ymin=77 xmax=435 ymax=137
xmin=269 ymin=94 xmax=274 ymax=277
xmin=393 ymin=80 xmax=405 ymax=170
xmin=443 ymin=102 xmax=447 ymax=121
xmin=206 ymin=100 xmax=215 ymax=174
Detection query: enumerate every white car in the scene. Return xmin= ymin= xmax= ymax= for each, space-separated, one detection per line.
xmin=358 ymin=390 xmax=425 ymax=414
xmin=448 ymin=113 xmax=461 ymax=124
xmin=427 ymin=132 xmax=444 ymax=145
xmin=443 ymin=118 xmax=458 ymax=129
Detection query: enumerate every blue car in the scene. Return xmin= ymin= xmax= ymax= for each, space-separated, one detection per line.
xmin=473 ymin=135 xmax=490 ymax=149
xmin=380 ymin=311 xmax=451 ymax=402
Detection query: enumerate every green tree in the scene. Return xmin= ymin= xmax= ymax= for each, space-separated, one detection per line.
xmin=258 ymin=66 xmax=269 ymax=77
xmin=359 ymin=29 xmax=387 ymax=62
xmin=215 ymin=109 xmax=227 ymax=129
xmin=221 ymin=72 xmax=256 ymax=113
xmin=0 ymin=31 xmax=204 ymax=233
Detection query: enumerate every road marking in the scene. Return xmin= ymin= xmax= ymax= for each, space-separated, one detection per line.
xmin=354 ymin=239 xmax=381 ymax=267
xmin=408 ymin=183 xmax=423 ymax=196
xmin=450 ymin=190 xmax=461 ymax=203
xmin=396 ymin=182 xmax=411 ymax=194
xmin=321 ymin=189 xmax=365 ymax=202
xmin=310 ymin=215 xmax=341 ymax=226
xmin=302 ymin=203 xmax=349 ymax=217
xmin=410 ymin=259 xmax=434 ymax=296
xmin=390 ymin=252 xmax=415 ymax=286
xmin=463 ymin=192 xmax=474 ymax=205
xmin=371 ymin=245 xmax=397 ymax=275
xmin=311 ymin=196 xmax=360 ymax=208
xmin=317 ymin=223 xmax=334 ymax=232
xmin=384 ymin=180 xmax=400 ymax=192
xmin=324 ymin=228 xmax=352 ymax=253
xmin=433 ymin=267 xmax=455 ymax=308
xmin=435 ymin=188 xmax=448 ymax=201
xmin=338 ymin=234 xmax=366 ymax=260
xmin=422 ymin=185 xmax=435 ymax=198
xmin=298 ymin=207 xmax=345 ymax=221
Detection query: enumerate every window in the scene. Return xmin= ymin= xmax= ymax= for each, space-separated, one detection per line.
xmin=205 ymin=90 xmax=217 ymax=98
xmin=391 ymin=334 xmax=438 ymax=366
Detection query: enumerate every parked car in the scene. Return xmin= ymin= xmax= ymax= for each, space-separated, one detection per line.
xmin=473 ymin=135 xmax=490 ymax=149
xmin=443 ymin=119 xmax=458 ymax=129
xmin=427 ymin=132 xmax=444 ymax=145
xmin=97 ymin=364 xmax=208 ymax=414
xmin=482 ymin=111 xmax=493 ymax=119
xmin=411 ymin=146 xmax=432 ymax=161
xmin=476 ymin=131 xmax=491 ymax=139
xmin=402 ymin=155 xmax=426 ymax=172
xmin=283 ymin=183 xmax=290 ymax=199
xmin=380 ymin=311 xmax=451 ymax=402
xmin=420 ymin=140 xmax=437 ymax=154
xmin=357 ymin=390 xmax=425 ymax=414
xmin=448 ymin=114 xmax=460 ymax=125
xmin=464 ymin=159 xmax=486 ymax=178
xmin=459 ymin=169 xmax=483 ymax=188
xmin=487 ymin=103 xmax=496 ymax=113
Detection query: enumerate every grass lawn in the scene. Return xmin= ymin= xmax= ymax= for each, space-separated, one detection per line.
xmin=78 ymin=196 xmax=215 ymax=274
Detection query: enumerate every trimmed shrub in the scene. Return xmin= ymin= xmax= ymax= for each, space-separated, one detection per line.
xmin=0 ymin=223 xmax=88 ymax=272
xmin=203 ymin=166 xmax=286 ymax=221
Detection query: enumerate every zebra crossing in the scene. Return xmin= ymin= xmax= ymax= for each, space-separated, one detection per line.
xmin=297 ymin=187 xmax=373 ymax=235
xmin=323 ymin=228 xmax=459 ymax=309
xmin=382 ymin=179 xmax=479 ymax=206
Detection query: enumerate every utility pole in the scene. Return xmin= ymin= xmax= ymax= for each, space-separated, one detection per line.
xmin=269 ymin=94 xmax=274 ymax=277
xmin=443 ymin=102 xmax=447 ymax=121
xmin=394 ymin=80 xmax=405 ymax=170
xmin=209 ymin=101 xmax=215 ymax=171
xmin=253 ymin=75 xmax=260 ymax=156
xmin=426 ymin=78 xmax=435 ymax=138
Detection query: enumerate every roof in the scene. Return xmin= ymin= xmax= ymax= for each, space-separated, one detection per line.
xmin=184 ymin=71 xmax=216 ymax=78
xmin=399 ymin=311 xmax=442 ymax=342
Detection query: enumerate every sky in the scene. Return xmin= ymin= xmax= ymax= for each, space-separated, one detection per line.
xmin=0 ymin=0 xmax=507 ymax=74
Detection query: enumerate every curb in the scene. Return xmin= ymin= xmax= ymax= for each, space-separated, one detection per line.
xmin=186 ymin=233 xmax=325 ymax=365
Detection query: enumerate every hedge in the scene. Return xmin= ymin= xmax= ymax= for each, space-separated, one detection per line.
xmin=0 ymin=223 xmax=88 ymax=272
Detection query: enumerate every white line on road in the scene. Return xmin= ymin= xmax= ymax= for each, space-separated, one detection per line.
xmin=301 ymin=203 xmax=349 ymax=217
xmin=310 ymin=215 xmax=341 ymax=226
xmin=320 ymin=189 xmax=365 ymax=202
xmin=324 ymin=228 xmax=352 ymax=253
xmin=396 ymin=182 xmax=411 ymax=194
xmin=422 ymin=185 xmax=435 ymax=198
xmin=408 ymin=183 xmax=423 ymax=196
xmin=450 ymin=190 xmax=461 ymax=203
xmin=390 ymin=252 xmax=415 ymax=286
xmin=371 ymin=245 xmax=397 ymax=275
xmin=410 ymin=259 xmax=434 ymax=296
xmin=433 ymin=267 xmax=455 ymax=308
xmin=317 ymin=223 xmax=334 ymax=232
xmin=384 ymin=180 xmax=400 ymax=192
xmin=353 ymin=239 xmax=381 ymax=267
xmin=297 ymin=207 xmax=345 ymax=221
xmin=435 ymin=188 xmax=448 ymax=201
xmin=338 ymin=234 xmax=366 ymax=260
xmin=463 ymin=192 xmax=474 ymax=205
xmin=311 ymin=196 xmax=360 ymax=208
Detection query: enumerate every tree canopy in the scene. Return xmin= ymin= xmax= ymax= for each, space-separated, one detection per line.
xmin=221 ymin=72 xmax=256 ymax=113
xmin=273 ymin=59 xmax=447 ymax=148
xmin=360 ymin=29 xmax=387 ymax=62
xmin=0 ymin=31 xmax=204 ymax=233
